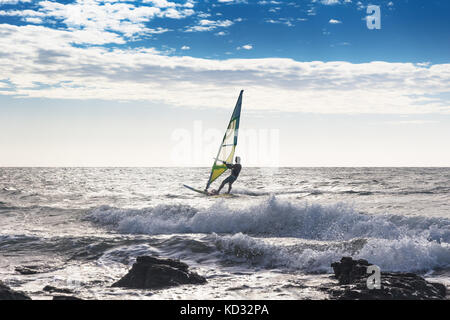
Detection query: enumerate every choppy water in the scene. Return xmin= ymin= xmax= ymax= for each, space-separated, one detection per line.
xmin=0 ymin=167 xmax=449 ymax=299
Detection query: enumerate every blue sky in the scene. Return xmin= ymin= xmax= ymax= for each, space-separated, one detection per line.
xmin=0 ymin=0 xmax=449 ymax=166
xmin=1 ymin=0 xmax=448 ymax=62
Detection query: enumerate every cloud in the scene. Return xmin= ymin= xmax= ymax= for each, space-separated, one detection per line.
xmin=0 ymin=23 xmax=449 ymax=115
xmin=185 ymin=19 xmax=234 ymax=32
xmin=356 ymin=1 xmax=364 ymax=10
xmin=215 ymin=31 xmax=228 ymax=36
xmin=258 ymin=1 xmax=282 ymax=4
xmin=317 ymin=0 xmax=352 ymax=4
xmin=329 ymin=19 xmax=342 ymax=24
xmin=320 ymin=0 xmax=341 ymax=5
xmin=237 ymin=44 xmax=253 ymax=50
xmin=142 ymin=0 xmax=177 ymax=8
xmin=181 ymin=45 xmax=190 ymax=50
xmin=0 ymin=0 xmax=31 ymax=4
xmin=0 ymin=0 xmax=193 ymax=40
xmin=265 ymin=18 xmax=295 ymax=27
xmin=217 ymin=0 xmax=248 ymax=4
xmin=23 ymin=16 xmax=42 ymax=24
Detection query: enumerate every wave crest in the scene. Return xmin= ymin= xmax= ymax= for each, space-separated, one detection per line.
xmin=87 ymin=196 xmax=450 ymax=243
xmin=213 ymin=233 xmax=450 ymax=273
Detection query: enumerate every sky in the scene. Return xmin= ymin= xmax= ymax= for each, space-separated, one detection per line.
xmin=0 ymin=0 xmax=449 ymax=167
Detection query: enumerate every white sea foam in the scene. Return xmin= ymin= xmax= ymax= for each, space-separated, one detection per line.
xmin=87 ymin=196 xmax=450 ymax=242
xmin=212 ymin=233 xmax=450 ymax=273
xmin=86 ymin=196 xmax=450 ymax=273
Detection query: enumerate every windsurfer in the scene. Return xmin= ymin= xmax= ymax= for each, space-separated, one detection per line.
xmin=211 ymin=156 xmax=242 ymax=194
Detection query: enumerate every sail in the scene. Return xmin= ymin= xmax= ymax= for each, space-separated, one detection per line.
xmin=206 ymin=90 xmax=243 ymax=190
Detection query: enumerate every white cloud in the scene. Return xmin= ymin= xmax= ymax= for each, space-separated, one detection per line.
xmin=185 ymin=19 xmax=234 ymax=32
xmin=237 ymin=44 xmax=253 ymax=50
xmin=320 ymin=0 xmax=340 ymax=5
xmin=0 ymin=0 xmax=193 ymax=40
xmin=181 ymin=45 xmax=190 ymax=50
xmin=416 ymin=62 xmax=431 ymax=67
xmin=0 ymin=9 xmax=45 ymax=17
xmin=265 ymin=18 xmax=295 ymax=27
xmin=0 ymin=0 xmax=31 ymax=4
xmin=258 ymin=1 xmax=282 ymax=4
xmin=23 ymin=16 xmax=42 ymax=24
xmin=356 ymin=1 xmax=364 ymax=10
xmin=329 ymin=19 xmax=342 ymax=24
xmin=317 ymin=0 xmax=352 ymax=4
xmin=307 ymin=8 xmax=316 ymax=16
xmin=142 ymin=0 xmax=177 ymax=8
xmin=0 ymin=24 xmax=449 ymax=115
xmin=197 ymin=12 xmax=211 ymax=18
xmin=217 ymin=0 xmax=248 ymax=3
xmin=215 ymin=31 xmax=228 ymax=36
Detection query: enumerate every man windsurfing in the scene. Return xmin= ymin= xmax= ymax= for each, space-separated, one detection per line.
xmin=210 ymin=156 xmax=242 ymax=195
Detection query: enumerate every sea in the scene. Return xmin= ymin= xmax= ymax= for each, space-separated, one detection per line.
xmin=0 ymin=167 xmax=449 ymax=299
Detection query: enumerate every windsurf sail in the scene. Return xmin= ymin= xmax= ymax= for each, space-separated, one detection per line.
xmin=205 ymin=90 xmax=243 ymax=190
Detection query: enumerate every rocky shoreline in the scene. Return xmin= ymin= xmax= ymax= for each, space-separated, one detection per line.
xmin=321 ymin=257 xmax=447 ymax=300
xmin=1 ymin=256 xmax=447 ymax=300
xmin=112 ymin=255 xmax=207 ymax=289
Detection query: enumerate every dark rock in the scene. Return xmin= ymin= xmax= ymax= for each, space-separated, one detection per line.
xmin=0 ymin=281 xmax=31 ymax=300
xmin=15 ymin=265 xmax=56 ymax=275
xmin=15 ymin=266 xmax=40 ymax=275
xmin=324 ymin=257 xmax=447 ymax=300
xmin=52 ymin=295 xmax=83 ymax=300
xmin=331 ymin=256 xmax=371 ymax=285
xmin=43 ymin=285 xmax=73 ymax=294
xmin=112 ymin=255 xmax=207 ymax=289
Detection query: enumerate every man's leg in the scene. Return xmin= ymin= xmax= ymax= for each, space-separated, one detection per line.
xmin=226 ymin=177 xmax=236 ymax=194
xmin=226 ymin=182 xmax=233 ymax=194
xmin=217 ymin=182 xmax=225 ymax=193
xmin=217 ymin=177 xmax=230 ymax=194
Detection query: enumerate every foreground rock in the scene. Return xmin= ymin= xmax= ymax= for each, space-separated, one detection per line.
xmin=0 ymin=281 xmax=31 ymax=300
xmin=53 ymin=295 xmax=83 ymax=300
xmin=112 ymin=256 xmax=207 ymax=289
xmin=322 ymin=257 xmax=447 ymax=300
xmin=331 ymin=256 xmax=371 ymax=285
xmin=43 ymin=285 xmax=73 ymax=294
xmin=15 ymin=266 xmax=41 ymax=275
xmin=15 ymin=265 xmax=56 ymax=275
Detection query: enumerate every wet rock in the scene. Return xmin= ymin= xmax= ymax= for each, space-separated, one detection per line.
xmin=43 ymin=285 xmax=73 ymax=294
xmin=0 ymin=281 xmax=31 ymax=300
xmin=331 ymin=256 xmax=371 ymax=285
xmin=52 ymin=295 xmax=83 ymax=300
xmin=324 ymin=257 xmax=447 ymax=300
xmin=15 ymin=266 xmax=40 ymax=275
xmin=112 ymin=256 xmax=207 ymax=289
xmin=15 ymin=265 xmax=57 ymax=275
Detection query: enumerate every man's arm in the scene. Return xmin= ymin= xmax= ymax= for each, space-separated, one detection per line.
xmin=220 ymin=160 xmax=234 ymax=169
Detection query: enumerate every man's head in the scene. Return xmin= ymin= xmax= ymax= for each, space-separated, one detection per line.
xmin=235 ymin=156 xmax=241 ymax=164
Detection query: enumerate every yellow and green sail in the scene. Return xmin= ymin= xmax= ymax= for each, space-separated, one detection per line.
xmin=206 ymin=90 xmax=243 ymax=190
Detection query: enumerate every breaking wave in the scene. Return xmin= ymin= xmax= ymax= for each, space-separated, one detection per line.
xmin=87 ymin=196 xmax=450 ymax=243
xmin=213 ymin=233 xmax=450 ymax=273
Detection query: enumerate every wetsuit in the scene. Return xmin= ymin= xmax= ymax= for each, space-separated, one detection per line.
xmin=217 ymin=163 xmax=242 ymax=193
